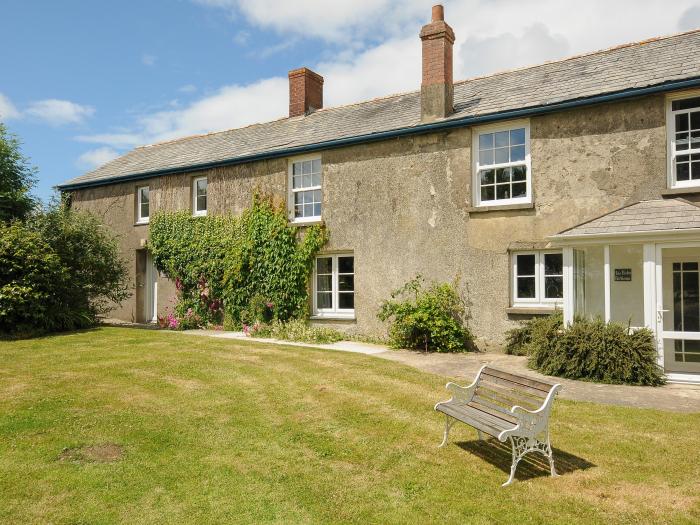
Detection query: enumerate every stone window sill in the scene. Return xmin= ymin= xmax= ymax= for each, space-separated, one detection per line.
xmin=506 ymin=306 xmax=559 ymax=315
xmin=467 ymin=203 xmax=535 ymax=214
xmin=660 ymin=186 xmax=700 ymax=197
xmin=310 ymin=315 xmax=356 ymax=322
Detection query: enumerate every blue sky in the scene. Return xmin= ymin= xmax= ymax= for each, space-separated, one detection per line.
xmin=2 ymin=0 xmax=699 ymax=201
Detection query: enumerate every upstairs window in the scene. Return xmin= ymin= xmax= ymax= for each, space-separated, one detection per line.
xmin=512 ymin=251 xmax=563 ymax=307
xmin=473 ymin=121 xmax=531 ymax=207
xmin=313 ymin=254 xmax=354 ymax=318
xmin=289 ymin=157 xmax=321 ymax=222
xmin=193 ymin=177 xmax=207 ymax=216
xmin=669 ymin=95 xmax=700 ymax=188
xmin=136 ymin=186 xmax=150 ymax=224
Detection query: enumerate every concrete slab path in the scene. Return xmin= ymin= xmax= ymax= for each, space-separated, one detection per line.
xmin=174 ymin=328 xmax=700 ymax=413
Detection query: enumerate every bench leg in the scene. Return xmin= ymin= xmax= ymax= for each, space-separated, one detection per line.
xmin=546 ymin=436 xmax=558 ymax=478
xmin=438 ymin=414 xmax=455 ymax=448
xmin=477 ymin=430 xmax=484 ymax=441
xmin=502 ymin=437 xmax=523 ymax=487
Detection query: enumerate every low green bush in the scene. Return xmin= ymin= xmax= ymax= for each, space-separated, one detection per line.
xmin=506 ymin=313 xmax=664 ymax=386
xmin=377 ymin=275 xmax=473 ymax=352
xmin=247 ymin=319 xmax=344 ymax=344
xmin=504 ymin=312 xmax=563 ymax=356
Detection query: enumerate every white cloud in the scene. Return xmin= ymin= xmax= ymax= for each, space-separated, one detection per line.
xmin=679 ymin=5 xmax=700 ymax=30
xmin=142 ymin=54 xmax=157 ymax=66
xmin=76 ymin=147 xmax=120 ymax=169
xmin=75 ymin=133 xmax=145 ymax=148
xmin=179 ymin=84 xmax=198 ymax=94
xmin=25 ymin=99 xmax=95 ymax=126
xmin=0 ymin=93 xmax=21 ymax=120
xmin=233 ymin=30 xmax=250 ymax=45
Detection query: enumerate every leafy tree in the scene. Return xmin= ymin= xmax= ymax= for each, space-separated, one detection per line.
xmin=0 ymin=123 xmax=36 ymax=222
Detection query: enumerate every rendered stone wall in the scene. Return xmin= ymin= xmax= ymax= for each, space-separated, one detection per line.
xmin=70 ymin=94 xmax=668 ymax=343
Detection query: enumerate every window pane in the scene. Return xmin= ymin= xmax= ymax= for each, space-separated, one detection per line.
xmin=479 ymin=133 xmax=493 ymax=150
xmin=311 ymin=158 xmax=321 ymax=173
xmin=313 ymin=203 xmax=321 ymax=216
xmin=338 ymin=275 xmax=354 ymax=292
xmin=338 ymin=256 xmax=354 ymax=274
xmin=677 ymin=162 xmax=690 ymax=181
xmin=692 ymin=161 xmax=700 ymax=180
xmin=496 ymin=184 xmax=510 ymax=200
xmin=512 ymin=165 xmax=527 ymax=181
xmin=496 ymin=167 xmax=510 ymax=183
xmin=141 ymin=202 xmax=149 ymax=219
xmin=339 ymin=293 xmax=354 ymax=309
xmin=302 ymin=173 xmax=312 ymax=187
xmin=317 ymin=275 xmax=332 ymax=292
xmin=313 ymin=189 xmax=321 ymax=203
xmin=302 ymin=160 xmax=311 ymax=175
xmin=544 ymin=253 xmax=563 ymax=275
xmin=544 ymin=276 xmax=564 ymax=299
xmin=197 ymin=195 xmax=207 ymax=211
xmin=494 ymin=147 xmax=509 ymax=164
xmin=316 ymin=257 xmax=332 ymax=274
xmin=494 ymin=131 xmax=509 ymax=148
xmin=479 ymin=149 xmax=494 ymax=165
xmin=676 ymin=113 xmax=689 ymax=132
xmin=317 ymin=292 xmax=332 ymax=309
xmin=311 ymin=172 xmax=321 ymax=186
xmin=512 ymin=182 xmax=527 ymax=198
xmin=304 ymin=203 xmax=313 ymax=216
xmin=510 ymin=145 xmax=525 ymax=162
xmin=692 ymin=130 xmax=700 ymax=149
xmin=197 ymin=179 xmax=207 ymax=195
xmin=517 ymin=277 xmax=536 ymax=298
xmin=481 ymin=186 xmax=494 ymax=201
xmin=293 ymin=162 xmax=301 ymax=176
xmin=140 ymin=187 xmax=149 ymax=204
xmin=294 ymin=192 xmax=303 ymax=205
xmin=510 ymin=128 xmax=525 ymax=145
xmin=691 ymin=111 xmax=700 ymax=131
xmin=480 ymin=169 xmax=495 ymax=184
xmin=517 ymin=254 xmax=536 ymax=276
xmin=673 ymin=97 xmax=700 ymax=111
xmin=295 ymin=204 xmax=303 ymax=218
xmin=293 ymin=174 xmax=302 ymax=189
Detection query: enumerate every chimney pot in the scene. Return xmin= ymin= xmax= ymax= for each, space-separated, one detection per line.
xmin=288 ymin=67 xmax=324 ymax=118
xmin=431 ymin=4 xmax=444 ymax=22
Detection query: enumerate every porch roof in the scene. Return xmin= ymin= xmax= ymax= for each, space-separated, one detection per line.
xmin=551 ymin=198 xmax=700 ymax=240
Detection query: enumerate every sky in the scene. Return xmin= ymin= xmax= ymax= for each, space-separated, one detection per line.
xmin=1 ymin=0 xmax=700 ymax=201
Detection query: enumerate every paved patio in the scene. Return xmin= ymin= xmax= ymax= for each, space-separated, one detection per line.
xmin=175 ymin=328 xmax=700 ymax=413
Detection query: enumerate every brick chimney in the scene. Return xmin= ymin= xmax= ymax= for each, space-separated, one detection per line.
xmin=419 ymin=5 xmax=455 ymax=122
xmin=288 ymin=67 xmax=324 ymax=117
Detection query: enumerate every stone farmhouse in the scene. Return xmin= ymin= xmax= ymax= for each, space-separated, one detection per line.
xmin=59 ymin=6 xmax=700 ymax=383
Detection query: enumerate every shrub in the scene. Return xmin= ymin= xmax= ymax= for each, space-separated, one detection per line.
xmin=149 ymin=193 xmax=327 ymax=329
xmin=377 ymin=275 xmax=473 ymax=352
xmin=509 ymin=313 xmax=664 ymax=386
xmin=504 ymin=312 xmax=563 ymax=356
xmin=248 ymin=319 xmax=344 ymax=344
xmin=0 ymin=205 xmax=130 ymax=334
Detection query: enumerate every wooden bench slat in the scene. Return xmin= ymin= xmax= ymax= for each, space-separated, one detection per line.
xmin=466 ymin=401 xmax=518 ymax=425
xmin=436 ymin=403 xmax=513 ymax=438
xmin=479 ymin=373 xmax=550 ymax=399
xmin=482 ymin=367 xmax=554 ymax=393
xmin=474 ymin=384 xmax=541 ymax=411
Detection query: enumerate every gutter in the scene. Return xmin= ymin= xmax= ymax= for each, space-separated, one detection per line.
xmin=57 ymin=76 xmax=700 ymax=191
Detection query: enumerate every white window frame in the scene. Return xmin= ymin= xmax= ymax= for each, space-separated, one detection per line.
xmin=312 ymin=253 xmax=355 ymax=319
xmin=136 ymin=185 xmax=150 ymax=224
xmin=288 ymin=154 xmax=322 ymax=224
xmin=511 ymin=250 xmax=563 ymax=308
xmin=666 ymin=90 xmax=700 ymax=189
xmin=192 ymin=176 xmax=207 ymax=216
xmin=472 ymin=119 xmax=531 ymax=207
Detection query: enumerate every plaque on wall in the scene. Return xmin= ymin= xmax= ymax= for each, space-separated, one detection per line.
xmin=614 ymin=268 xmax=632 ymax=281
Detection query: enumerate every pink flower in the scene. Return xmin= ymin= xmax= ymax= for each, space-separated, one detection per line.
xmin=265 ymin=302 xmax=274 ymax=309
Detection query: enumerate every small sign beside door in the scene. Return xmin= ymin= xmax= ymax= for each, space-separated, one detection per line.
xmin=614 ymin=268 xmax=632 ymax=281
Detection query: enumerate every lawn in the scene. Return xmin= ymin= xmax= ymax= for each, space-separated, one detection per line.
xmin=0 ymin=328 xmax=698 ymax=524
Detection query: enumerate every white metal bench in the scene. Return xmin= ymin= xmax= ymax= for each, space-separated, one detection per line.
xmin=434 ymin=365 xmax=562 ymax=486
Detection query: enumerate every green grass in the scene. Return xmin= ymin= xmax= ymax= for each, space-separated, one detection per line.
xmin=0 ymin=328 xmax=698 ymax=524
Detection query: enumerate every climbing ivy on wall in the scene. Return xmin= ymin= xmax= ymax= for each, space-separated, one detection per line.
xmin=148 ymin=194 xmax=327 ymax=328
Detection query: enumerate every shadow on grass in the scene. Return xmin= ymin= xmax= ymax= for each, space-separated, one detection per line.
xmin=456 ymin=439 xmax=595 ymax=482
xmin=0 ymin=327 xmax=103 ymax=342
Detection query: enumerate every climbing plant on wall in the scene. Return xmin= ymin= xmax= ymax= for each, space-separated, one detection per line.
xmin=148 ymin=193 xmax=327 ymax=328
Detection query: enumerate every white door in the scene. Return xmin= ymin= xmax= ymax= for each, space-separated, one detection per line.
xmin=145 ymin=253 xmax=158 ymax=323
xmin=658 ymin=249 xmax=700 ymax=374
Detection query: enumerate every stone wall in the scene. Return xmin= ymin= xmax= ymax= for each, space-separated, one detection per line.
xmin=70 ymin=94 xmax=668 ymax=343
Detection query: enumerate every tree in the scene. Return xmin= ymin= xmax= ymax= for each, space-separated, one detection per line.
xmin=0 ymin=123 xmax=36 ymax=222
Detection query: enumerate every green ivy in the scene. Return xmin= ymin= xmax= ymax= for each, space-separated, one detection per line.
xmin=148 ymin=193 xmax=327 ymax=328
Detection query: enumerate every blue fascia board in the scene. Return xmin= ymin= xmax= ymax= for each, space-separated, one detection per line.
xmin=57 ymin=76 xmax=700 ymax=191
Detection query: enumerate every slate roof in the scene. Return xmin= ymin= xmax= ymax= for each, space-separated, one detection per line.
xmin=552 ymin=199 xmax=700 ymax=238
xmin=60 ymin=29 xmax=700 ymax=189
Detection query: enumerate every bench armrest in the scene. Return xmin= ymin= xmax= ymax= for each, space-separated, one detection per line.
xmin=434 ymin=365 xmax=487 ymax=410
xmin=499 ymin=384 xmax=561 ymax=441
